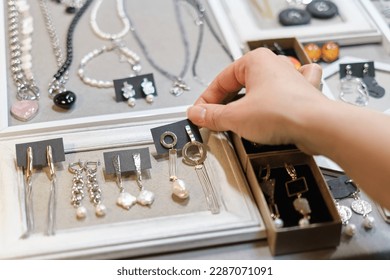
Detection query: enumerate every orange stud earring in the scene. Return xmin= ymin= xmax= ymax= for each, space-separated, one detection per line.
xmin=304 ymin=43 xmax=322 ymax=63
xmin=321 ymin=41 xmax=339 ymax=63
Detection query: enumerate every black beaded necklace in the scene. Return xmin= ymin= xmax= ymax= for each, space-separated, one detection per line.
xmin=47 ymin=0 xmax=93 ymax=110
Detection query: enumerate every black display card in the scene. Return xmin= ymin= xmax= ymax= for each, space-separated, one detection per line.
xmin=339 ymin=61 xmax=375 ymax=79
xmin=113 ymin=73 xmax=157 ymax=102
xmin=150 ymin=119 xmax=202 ymax=155
xmin=15 ymin=138 xmax=65 ymax=168
xmin=103 ymin=147 xmax=151 ymax=175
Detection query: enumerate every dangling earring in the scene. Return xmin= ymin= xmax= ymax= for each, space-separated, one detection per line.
xmin=259 ymin=164 xmax=283 ymax=228
xmin=141 ymin=78 xmax=155 ymax=104
xmin=121 ymin=81 xmax=136 ymax=107
xmin=346 ymin=180 xmax=375 ymax=230
xmin=112 ymin=154 xmax=137 ymax=210
xmin=132 ymin=153 xmax=155 ymax=206
xmin=339 ymin=64 xmax=369 ymax=106
xmin=362 ymin=63 xmax=385 ymax=98
xmin=84 ymin=161 xmax=107 ymax=217
xmin=334 ymin=200 xmax=356 ymax=237
xmin=69 ymin=161 xmax=87 ymax=219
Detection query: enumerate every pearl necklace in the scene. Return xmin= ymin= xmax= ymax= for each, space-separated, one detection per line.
xmin=77 ymin=0 xmax=141 ymax=88
xmin=8 ymin=0 xmax=40 ymax=122
xmin=41 ymin=0 xmax=93 ymax=110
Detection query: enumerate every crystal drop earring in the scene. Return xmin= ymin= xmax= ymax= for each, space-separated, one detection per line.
xmin=339 ymin=64 xmax=369 ymax=106
xmin=69 ymin=161 xmax=87 ymax=219
xmin=84 ymin=161 xmax=107 ymax=217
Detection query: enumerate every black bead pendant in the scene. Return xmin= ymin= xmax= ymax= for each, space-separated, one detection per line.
xmin=53 ymin=91 xmax=76 ymax=110
xmin=66 ymin=6 xmax=77 ymax=14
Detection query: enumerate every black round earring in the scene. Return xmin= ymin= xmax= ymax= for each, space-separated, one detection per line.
xmin=278 ymin=8 xmax=311 ymax=26
xmin=306 ymin=0 xmax=338 ymax=19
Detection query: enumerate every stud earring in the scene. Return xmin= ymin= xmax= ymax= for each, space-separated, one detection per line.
xmin=141 ymin=78 xmax=155 ymax=104
xmin=121 ymin=81 xmax=136 ymax=107
xmin=69 ymin=161 xmax=87 ymax=219
xmin=112 ymin=155 xmax=137 ymax=210
xmin=132 ymin=153 xmax=155 ymax=206
xmin=340 ymin=64 xmax=369 ymax=107
xmin=84 ymin=161 xmax=106 ymax=217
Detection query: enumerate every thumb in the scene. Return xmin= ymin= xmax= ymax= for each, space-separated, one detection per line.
xmin=187 ymin=104 xmax=234 ymax=132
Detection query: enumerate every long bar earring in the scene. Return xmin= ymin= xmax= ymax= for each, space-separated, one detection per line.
xmin=46 ymin=145 xmax=57 ymax=235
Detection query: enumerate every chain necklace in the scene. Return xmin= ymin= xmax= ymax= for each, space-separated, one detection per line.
xmin=124 ymin=0 xmax=233 ymax=95
xmin=77 ymin=0 xmax=141 ymax=88
xmin=183 ymin=0 xmax=233 ymax=86
xmin=124 ymin=0 xmax=191 ymax=97
xmin=41 ymin=0 xmax=93 ymax=110
xmin=8 ymin=0 xmax=40 ymax=122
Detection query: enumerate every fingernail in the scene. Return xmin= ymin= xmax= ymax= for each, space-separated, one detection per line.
xmin=187 ymin=105 xmax=206 ymax=122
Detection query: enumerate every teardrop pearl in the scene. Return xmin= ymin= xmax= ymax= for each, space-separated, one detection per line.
xmin=172 ymin=179 xmax=189 ymax=199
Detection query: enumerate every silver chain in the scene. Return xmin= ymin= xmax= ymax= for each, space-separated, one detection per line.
xmin=8 ymin=0 xmax=40 ymax=101
xmin=39 ymin=0 xmax=69 ymax=97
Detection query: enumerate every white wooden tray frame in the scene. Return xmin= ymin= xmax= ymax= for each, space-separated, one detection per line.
xmin=0 ymin=123 xmax=265 ymax=259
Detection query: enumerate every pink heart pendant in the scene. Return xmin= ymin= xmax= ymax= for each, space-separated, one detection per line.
xmin=10 ymin=100 xmax=39 ymax=122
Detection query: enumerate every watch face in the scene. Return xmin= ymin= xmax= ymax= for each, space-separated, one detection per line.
xmin=278 ymin=8 xmax=311 ymax=26
xmin=306 ymin=0 xmax=338 ymax=19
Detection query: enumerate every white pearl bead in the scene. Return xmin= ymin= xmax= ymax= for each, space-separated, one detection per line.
xmin=137 ymin=190 xmax=155 ymax=206
xmin=117 ymin=192 xmax=137 ymax=210
xmin=299 ymin=217 xmax=310 ymax=227
xmin=363 ymin=216 xmax=375 ymax=229
xmin=95 ymin=204 xmax=107 ymax=217
xmin=76 ymin=206 xmax=87 ymax=219
xmin=172 ymin=179 xmax=190 ymax=199
xmin=128 ymin=98 xmax=136 ymax=107
xmin=145 ymin=94 xmax=154 ymax=103
xmin=274 ymin=218 xmax=284 ymax=228
xmin=345 ymin=223 xmax=357 ymax=237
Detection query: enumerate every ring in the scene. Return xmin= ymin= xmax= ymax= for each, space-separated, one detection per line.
xmin=160 ymin=131 xmax=178 ymax=149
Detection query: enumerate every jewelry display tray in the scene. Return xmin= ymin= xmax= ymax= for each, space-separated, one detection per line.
xmin=0 ymin=1 xmax=264 ymax=259
xmin=209 ymin=0 xmax=383 ymax=59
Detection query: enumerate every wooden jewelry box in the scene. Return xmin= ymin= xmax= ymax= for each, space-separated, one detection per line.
xmin=232 ymin=135 xmax=342 ymax=255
